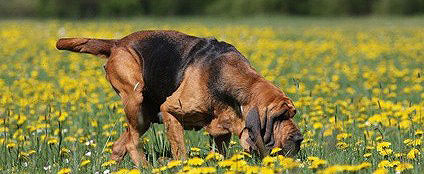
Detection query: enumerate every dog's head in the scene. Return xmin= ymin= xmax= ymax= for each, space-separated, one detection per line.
xmin=240 ymin=97 xmax=303 ymax=158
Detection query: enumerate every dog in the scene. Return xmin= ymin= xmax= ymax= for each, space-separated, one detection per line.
xmin=56 ymin=30 xmax=303 ymax=166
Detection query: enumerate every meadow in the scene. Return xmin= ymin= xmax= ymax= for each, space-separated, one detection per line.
xmin=0 ymin=17 xmax=423 ymax=174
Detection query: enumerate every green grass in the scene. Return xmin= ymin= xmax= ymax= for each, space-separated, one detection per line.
xmin=0 ymin=16 xmax=423 ymax=173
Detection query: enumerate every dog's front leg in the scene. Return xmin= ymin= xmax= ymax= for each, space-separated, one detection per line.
xmin=160 ymin=104 xmax=186 ymax=160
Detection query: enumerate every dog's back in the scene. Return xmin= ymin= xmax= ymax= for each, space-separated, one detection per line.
xmin=130 ymin=31 xmax=236 ymax=108
xmin=56 ymin=30 xmax=242 ymax=114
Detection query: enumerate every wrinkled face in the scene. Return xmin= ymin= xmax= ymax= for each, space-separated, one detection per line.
xmin=272 ymin=98 xmax=303 ymax=156
xmin=272 ymin=118 xmax=303 ymax=157
xmin=240 ymin=97 xmax=303 ymax=158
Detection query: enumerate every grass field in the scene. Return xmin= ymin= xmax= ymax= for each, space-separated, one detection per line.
xmin=0 ymin=17 xmax=423 ymax=174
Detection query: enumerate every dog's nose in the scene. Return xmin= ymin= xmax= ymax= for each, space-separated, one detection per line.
xmin=291 ymin=132 xmax=303 ymax=144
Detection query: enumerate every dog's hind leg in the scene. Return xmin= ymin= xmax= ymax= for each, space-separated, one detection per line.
xmin=106 ymin=47 xmax=150 ymax=167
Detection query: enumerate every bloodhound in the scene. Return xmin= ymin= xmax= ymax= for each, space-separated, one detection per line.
xmin=56 ymin=30 xmax=303 ymax=166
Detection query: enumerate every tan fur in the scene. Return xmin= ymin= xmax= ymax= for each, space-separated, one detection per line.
xmin=56 ymin=31 xmax=302 ymax=167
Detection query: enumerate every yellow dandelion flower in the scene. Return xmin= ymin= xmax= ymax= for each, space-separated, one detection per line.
xmin=323 ymin=129 xmax=333 ymax=136
xmin=104 ymin=148 xmax=112 ymax=153
xmin=278 ymin=156 xmax=300 ymax=169
xmin=152 ymin=168 xmax=160 ymax=174
xmin=308 ymin=156 xmax=327 ymax=169
xmin=239 ymin=151 xmax=252 ymax=158
xmin=336 ymin=133 xmax=352 ymax=140
xmin=101 ymin=160 xmax=116 ymax=167
xmin=270 ymin=147 xmax=282 ymax=155
xmin=198 ymin=167 xmax=216 ymax=173
xmin=258 ymin=167 xmax=274 ymax=174
xmin=313 ymin=122 xmax=323 ymax=129
xmin=336 ymin=142 xmax=349 ymax=149
xmin=167 ymin=160 xmax=182 ymax=168
xmin=80 ymin=160 xmax=90 ymax=167
xmin=64 ymin=136 xmax=76 ymax=142
xmin=395 ymin=163 xmax=413 ymax=172
xmin=57 ymin=168 xmax=71 ymax=174
xmin=407 ymin=148 xmax=420 ymax=159
xmin=114 ymin=168 xmax=130 ymax=174
xmin=158 ymin=166 xmax=166 ymax=171
xmin=182 ymin=166 xmax=191 ymax=172
xmin=0 ymin=127 xmax=9 ymax=133
xmin=187 ymin=157 xmax=204 ymax=166
xmin=27 ymin=150 xmax=36 ymax=155
xmin=48 ymin=138 xmax=59 ymax=145
xmin=218 ymin=159 xmax=234 ymax=167
xmin=60 ymin=147 xmax=71 ymax=155
xmin=415 ymin=130 xmax=424 ymax=136
xmin=363 ymin=153 xmax=372 ymax=158
xmin=245 ymin=166 xmax=260 ymax=173
xmin=190 ymin=147 xmax=201 ymax=152
xmin=205 ymin=152 xmax=224 ymax=161
xmin=404 ymin=138 xmax=421 ymax=146
xmin=373 ymin=168 xmax=388 ymax=174
xmin=106 ymin=142 xmax=114 ymax=147
xmin=7 ymin=142 xmax=16 ymax=149
xmin=376 ymin=142 xmax=391 ymax=151
xmin=128 ymin=169 xmax=140 ymax=174
xmin=378 ymin=149 xmax=393 ymax=156
xmin=230 ymin=153 xmax=244 ymax=161
xmin=230 ymin=160 xmax=248 ymax=171
xmin=262 ymin=156 xmax=276 ymax=166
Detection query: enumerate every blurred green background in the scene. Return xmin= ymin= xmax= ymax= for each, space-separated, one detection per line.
xmin=1 ymin=0 xmax=423 ymax=18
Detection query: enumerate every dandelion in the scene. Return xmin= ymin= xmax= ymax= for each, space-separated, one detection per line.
xmin=218 ymin=160 xmax=234 ymax=167
xmin=60 ymin=147 xmax=71 ymax=155
xmin=190 ymin=147 xmax=201 ymax=152
xmin=378 ymin=149 xmax=393 ymax=156
xmin=128 ymin=169 xmax=140 ymax=174
xmin=230 ymin=153 xmax=245 ymax=161
xmin=152 ymin=168 xmax=160 ymax=173
xmin=278 ymin=155 xmax=300 ymax=169
xmin=376 ymin=142 xmax=393 ymax=156
xmin=80 ymin=160 xmax=91 ymax=167
xmin=404 ymin=138 xmax=421 ymax=146
xmin=187 ymin=157 xmax=204 ymax=166
xmin=376 ymin=142 xmax=391 ymax=151
xmin=270 ymin=147 xmax=282 ymax=155
xmin=336 ymin=133 xmax=352 ymax=140
xmin=363 ymin=153 xmax=372 ymax=158
xmin=415 ymin=130 xmax=424 ymax=136
xmin=114 ymin=168 xmax=130 ymax=174
xmin=7 ymin=142 xmax=16 ymax=149
xmin=262 ymin=156 xmax=276 ymax=166
xmin=57 ymin=168 xmax=71 ymax=174
xmin=205 ymin=152 xmax=224 ymax=161
xmin=336 ymin=142 xmax=349 ymax=149
xmin=373 ymin=168 xmax=388 ymax=174
xmin=308 ymin=157 xmax=327 ymax=169
xmin=197 ymin=167 xmax=216 ymax=173
xmin=395 ymin=163 xmax=413 ymax=172
xmin=47 ymin=138 xmax=59 ymax=145
xmin=407 ymin=148 xmax=420 ymax=159
xmin=102 ymin=160 xmax=116 ymax=167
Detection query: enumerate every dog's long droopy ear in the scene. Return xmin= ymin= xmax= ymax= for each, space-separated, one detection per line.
xmin=245 ymin=107 xmax=267 ymax=158
xmin=263 ymin=109 xmax=288 ymax=147
xmin=56 ymin=38 xmax=117 ymax=58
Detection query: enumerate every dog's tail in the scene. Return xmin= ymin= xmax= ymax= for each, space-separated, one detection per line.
xmin=56 ymin=38 xmax=118 ymax=58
